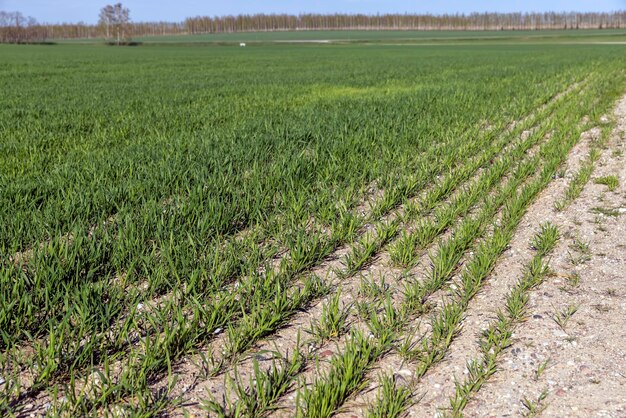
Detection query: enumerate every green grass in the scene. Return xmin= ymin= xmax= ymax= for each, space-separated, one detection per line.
xmin=1 ymin=39 xmax=626 ymax=415
xmin=307 ymin=291 xmax=352 ymax=344
xmin=521 ymin=389 xmax=549 ymax=417
xmin=366 ymin=374 xmax=414 ymax=418
xmin=550 ymin=304 xmax=579 ymax=330
xmin=298 ymin=329 xmax=385 ymax=418
xmin=594 ymin=175 xmax=619 ymax=191
xmin=203 ymin=345 xmax=306 ymax=417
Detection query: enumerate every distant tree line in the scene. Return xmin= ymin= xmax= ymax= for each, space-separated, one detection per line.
xmin=1 ymin=11 xmax=626 ymax=43
xmin=0 ymin=11 xmax=45 ymax=43
xmin=183 ymin=11 xmax=626 ymax=33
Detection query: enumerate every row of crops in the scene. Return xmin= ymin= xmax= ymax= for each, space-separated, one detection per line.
xmin=0 ymin=43 xmax=625 ymax=416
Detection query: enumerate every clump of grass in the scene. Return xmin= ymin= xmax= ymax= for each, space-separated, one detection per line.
xmin=449 ymin=357 xmax=497 ymax=415
xmin=307 ymin=291 xmax=351 ymax=344
xmin=342 ymin=234 xmax=380 ymax=278
xmin=554 ymin=142 xmax=608 ymax=211
xmin=365 ymin=296 xmax=403 ymax=347
xmin=571 ymin=236 xmax=590 ymax=253
xmin=567 ymin=235 xmax=591 ymax=265
xmin=530 ymin=222 xmax=560 ymax=256
xmin=366 ymin=374 xmax=414 ymax=418
xmin=534 ymin=359 xmax=550 ymax=380
xmin=191 ymin=349 xmax=223 ymax=379
xmin=558 ymin=271 xmax=581 ymax=293
xmin=566 ymin=272 xmax=581 ymax=287
xmin=413 ymin=302 xmax=464 ymax=378
xmin=225 ymin=274 xmax=328 ymax=358
xmin=594 ymin=175 xmax=619 ymax=191
xmin=358 ymin=274 xmax=390 ymax=301
xmin=298 ymin=330 xmax=383 ymax=418
xmin=388 ymin=232 xmax=418 ymax=267
xmin=203 ymin=345 xmax=305 ymax=417
xmin=550 ymin=304 xmax=579 ymax=330
xmin=591 ymin=206 xmax=621 ymax=217
xmin=521 ymin=389 xmax=549 ymax=417
xmin=558 ymin=162 xmax=593 ymax=209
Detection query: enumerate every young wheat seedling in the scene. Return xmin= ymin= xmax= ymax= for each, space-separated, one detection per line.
xmin=359 ymin=274 xmax=390 ymax=301
xmin=593 ymin=175 xmax=619 ymax=191
xmin=521 ymin=388 xmax=549 ymax=417
xmin=298 ymin=329 xmax=382 ymax=418
xmin=534 ymin=359 xmax=550 ymax=380
xmin=202 ymin=342 xmax=305 ymax=417
xmin=307 ymin=291 xmax=351 ymax=344
xmin=567 ymin=235 xmax=591 ymax=265
xmin=366 ymin=373 xmax=414 ymax=418
xmin=530 ymin=223 xmax=560 ymax=256
xmin=551 ymin=304 xmax=579 ymax=330
xmin=191 ymin=349 xmax=223 ymax=379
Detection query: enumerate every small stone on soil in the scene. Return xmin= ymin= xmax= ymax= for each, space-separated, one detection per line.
xmin=319 ymin=349 xmax=334 ymax=358
xmin=397 ymin=369 xmax=412 ymax=377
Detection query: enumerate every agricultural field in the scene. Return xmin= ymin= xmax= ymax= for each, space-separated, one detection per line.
xmin=1 ymin=38 xmax=625 ymax=417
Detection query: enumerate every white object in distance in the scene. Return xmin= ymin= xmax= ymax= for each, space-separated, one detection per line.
xmin=240 ymin=42 xmax=246 ymax=47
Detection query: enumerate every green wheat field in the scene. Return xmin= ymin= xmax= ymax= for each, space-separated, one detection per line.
xmin=1 ymin=31 xmax=625 ymax=416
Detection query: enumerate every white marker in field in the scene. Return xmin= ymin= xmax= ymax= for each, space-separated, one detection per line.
xmin=240 ymin=42 xmax=246 ymax=47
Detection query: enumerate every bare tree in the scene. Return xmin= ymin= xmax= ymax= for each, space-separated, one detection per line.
xmin=0 ymin=10 xmax=42 ymax=43
xmin=99 ymin=3 xmax=130 ymax=44
xmin=98 ymin=4 xmax=114 ymax=39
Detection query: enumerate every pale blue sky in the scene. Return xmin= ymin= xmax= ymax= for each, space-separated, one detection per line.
xmin=2 ymin=0 xmax=625 ymax=24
